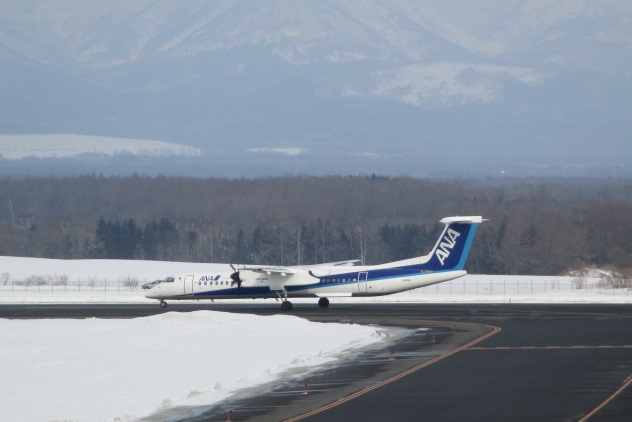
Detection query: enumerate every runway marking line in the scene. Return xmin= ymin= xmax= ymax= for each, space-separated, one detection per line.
xmin=283 ymin=324 xmax=501 ymax=422
xmin=579 ymin=372 xmax=632 ymax=421
xmin=468 ymin=345 xmax=632 ymax=351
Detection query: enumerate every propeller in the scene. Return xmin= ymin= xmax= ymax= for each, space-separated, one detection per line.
xmin=230 ymin=264 xmax=242 ymax=296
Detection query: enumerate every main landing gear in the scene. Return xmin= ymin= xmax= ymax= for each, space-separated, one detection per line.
xmin=279 ymin=297 xmax=330 ymax=311
xmin=160 ymin=300 xmax=167 ymax=308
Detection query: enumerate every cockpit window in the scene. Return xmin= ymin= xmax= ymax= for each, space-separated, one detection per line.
xmin=142 ymin=276 xmax=175 ymax=289
xmin=142 ymin=279 xmax=161 ymax=289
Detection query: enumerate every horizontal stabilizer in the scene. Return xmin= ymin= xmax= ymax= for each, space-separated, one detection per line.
xmin=440 ymin=216 xmax=485 ymax=225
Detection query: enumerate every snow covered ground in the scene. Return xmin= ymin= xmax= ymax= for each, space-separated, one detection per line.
xmin=1 ymin=256 xmax=630 ymax=422
xmin=2 ymin=311 xmax=384 ymax=422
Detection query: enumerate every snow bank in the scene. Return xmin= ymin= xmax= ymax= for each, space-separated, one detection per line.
xmin=0 ymin=311 xmax=383 ymax=422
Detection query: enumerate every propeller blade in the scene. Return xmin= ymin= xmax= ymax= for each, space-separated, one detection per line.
xmin=230 ymin=267 xmax=242 ymax=289
xmin=229 ymin=267 xmax=242 ymax=298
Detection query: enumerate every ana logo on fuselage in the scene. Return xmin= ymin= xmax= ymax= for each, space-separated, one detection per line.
xmin=200 ymin=275 xmax=221 ymax=282
xmin=435 ymin=228 xmax=461 ymax=266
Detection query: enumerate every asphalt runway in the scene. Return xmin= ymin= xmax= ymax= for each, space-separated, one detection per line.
xmin=2 ymin=303 xmax=631 ymax=421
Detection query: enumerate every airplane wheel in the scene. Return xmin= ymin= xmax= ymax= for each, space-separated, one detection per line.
xmin=318 ymin=297 xmax=330 ymax=308
xmin=160 ymin=300 xmax=167 ymax=308
xmin=281 ymin=301 xmax=293 ymax=311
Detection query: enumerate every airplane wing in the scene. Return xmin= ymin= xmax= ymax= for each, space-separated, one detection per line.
xmin=303 ymin=259 xmax=360 ymax=268
xmin=245 ymin=260 xmax=359 ymax=272
xmin=332 ymin=260 xmax=361 ymax=266
xmin=238 ymin=261 xmax=359 ymax=288
xmin=237 ymin=266 xmax=320 ymax=288
xmin=246 ymin=266 xmax=296 ymax=276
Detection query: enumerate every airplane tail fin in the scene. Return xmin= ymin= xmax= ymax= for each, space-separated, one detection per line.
xmin=423 ymin=216 xmax=484 ymax=271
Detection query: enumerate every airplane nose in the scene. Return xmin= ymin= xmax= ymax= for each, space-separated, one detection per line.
xmin=145 ymin=287 xmax=159 ymax=299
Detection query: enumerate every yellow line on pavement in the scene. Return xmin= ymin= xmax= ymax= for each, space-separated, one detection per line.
xmin=284 ymin=324 xmax=501 ymax=422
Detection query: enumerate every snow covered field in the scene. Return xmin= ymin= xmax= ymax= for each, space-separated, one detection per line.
xmin=1 ymin=256 xmax=630 ymax=422
xmin=0 ymin=134 xmax=201 ymax=159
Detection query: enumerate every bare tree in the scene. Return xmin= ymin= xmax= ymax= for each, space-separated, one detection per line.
xmin=289 ymin=226 xmax=303 ymax=265
xmin=121 ymin=275 xmax=139 ymax=291
xmin=354 ymin=224 xmax=372 ymax=265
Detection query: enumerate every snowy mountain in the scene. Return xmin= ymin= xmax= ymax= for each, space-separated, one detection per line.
xmin=1 ymin=1 xmax=630 ymax=177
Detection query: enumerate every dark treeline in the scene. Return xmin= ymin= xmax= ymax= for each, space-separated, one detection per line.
xmin=0 ymin=175 xmax=631 ymax=275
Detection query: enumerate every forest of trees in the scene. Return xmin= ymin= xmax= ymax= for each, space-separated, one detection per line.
xmin=0 ymin=175 xmax=631 ymax=276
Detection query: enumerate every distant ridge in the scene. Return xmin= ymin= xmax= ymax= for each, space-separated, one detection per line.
xmin=0 ymin=134 xmax=201 ymax=160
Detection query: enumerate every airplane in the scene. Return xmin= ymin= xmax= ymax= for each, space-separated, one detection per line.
xmin=144 ymin=216 xmax=484 ymax=310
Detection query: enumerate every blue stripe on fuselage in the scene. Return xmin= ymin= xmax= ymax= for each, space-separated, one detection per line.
xmin=179 ymin=286 xmax=273 ymax=298
xmin=285 ymin=267 xmax=454 ymax=293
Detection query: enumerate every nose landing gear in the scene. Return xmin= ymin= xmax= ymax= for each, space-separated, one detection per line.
xmin=160 ymin=300 xmax=167 ymax=308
